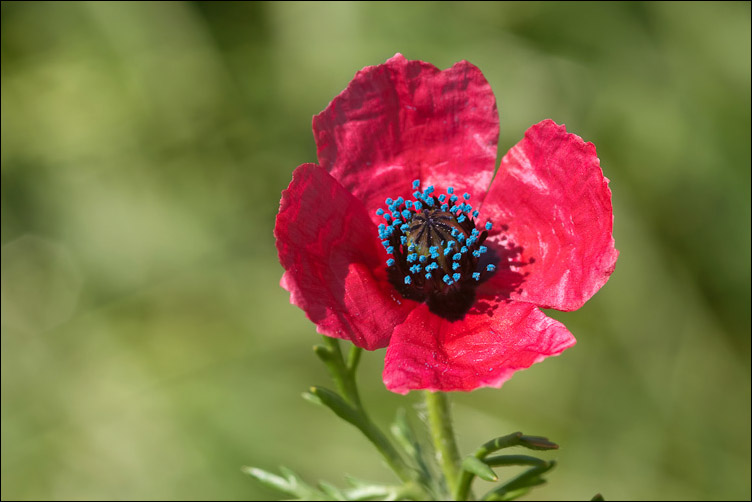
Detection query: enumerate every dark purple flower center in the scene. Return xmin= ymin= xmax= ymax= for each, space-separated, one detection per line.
xmin=376 ymin=180 xmax=494 ymax=320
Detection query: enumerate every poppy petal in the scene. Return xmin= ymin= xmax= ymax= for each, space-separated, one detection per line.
xmin=479 ymin=120 xmax=618 ymax=311
xmin=313 ymin=53 xmax=499 ymax=221
xmin=383 ymin=300 xmax=575 ymax=394
xmin=275 ymin=163 xmax=415 ymax=350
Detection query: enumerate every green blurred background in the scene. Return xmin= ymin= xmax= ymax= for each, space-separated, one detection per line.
xmin=1 ymin=1 xmax=750 ymax=500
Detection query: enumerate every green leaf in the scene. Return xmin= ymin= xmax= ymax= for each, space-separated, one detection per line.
xmin=242 ymin=466 xmax=292 ymax=494
xmin=484 ymin=454 xmax=548 ymax=468
xmin=301 ymin=390 xmax=323 ymax=406
xmin=317 ymin=480 xmax=346 ymax=500
xmin=477 ymin=432 xmax=524 ymax=457
xmin=313 ymin=344 xmax=336 ymax=364
xmin=462 ymin=456 xmax=498 ymax=482
xmin=279 ymin=465 xmax=306 ymax=489
xmin=518 ymin=435 xmax=559 ymax=451
xmin=343 ymin=484 xmax=397 ymax=501
xmin=591 ymin=493 xmax=605 ymax=501
xmin=309 ymin=386 xmax=360 ymax=425
xmin=481 ymin=461 xmax=556 ymax=501
xmin=390 ymin=407 xmax=433 ymax=484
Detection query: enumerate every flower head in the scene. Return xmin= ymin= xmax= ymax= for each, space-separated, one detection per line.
xmin=275 ymin=54 xmax=618 ymax=394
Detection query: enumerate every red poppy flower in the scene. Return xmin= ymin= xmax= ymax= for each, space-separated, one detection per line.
xmin=275 ymin=54 xmax=617 ymax=394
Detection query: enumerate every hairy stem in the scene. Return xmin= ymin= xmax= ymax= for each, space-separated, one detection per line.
xmin=424 ymin=391 xmax=462 ymax=499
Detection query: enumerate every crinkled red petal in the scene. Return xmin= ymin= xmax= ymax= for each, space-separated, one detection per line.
xmin=275 ymin=163 xmax=415 ymax=350
xmin=313 ymin=53 xmax=499 ymax=222
xmin=478 ymin=120 xmax=618 ymax=311
xmin=382 ymin=299 xmax=576 ymax=394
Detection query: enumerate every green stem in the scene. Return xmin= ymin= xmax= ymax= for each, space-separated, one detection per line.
xmin=317 ymin=337 xmax=416 ymax=488
xmin=425 ymin=391 xmax=462 ymax=499
xmin=321 ymin=336 xmax=363 ymax=409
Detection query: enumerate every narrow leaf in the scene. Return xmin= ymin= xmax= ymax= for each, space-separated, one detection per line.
xmin=279 ymin=465 xmax=306 ymax=491
xmin=484 ymin=454 xmax=547 ymax=468
xmin=477 ymin=432 xmax=523 ymax=457
xmin=482 ymin=461 xmax=556 ymax=500
xmin=390 ymin=407 xmax=433 ymax=484
xmin=313 ymin=344 xmax=335 ymax=363
xmin=302 ymin=390 xmax=323 ymax=406
xmin=242 ymin=466 xmax=293 ymax=494
xmin=518 ymin=435 xmax=558 ymax=451
xmin=318 ymin=480 xmax=346 ymax=500
xmin=309 ymin=386 xmax=360 ymax=425
xmin=462 ymin=456 xmax=498 ymax=481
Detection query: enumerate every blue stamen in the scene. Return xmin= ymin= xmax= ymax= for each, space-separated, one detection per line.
xmin=378 ymin=179 xmax=504 ymax=297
